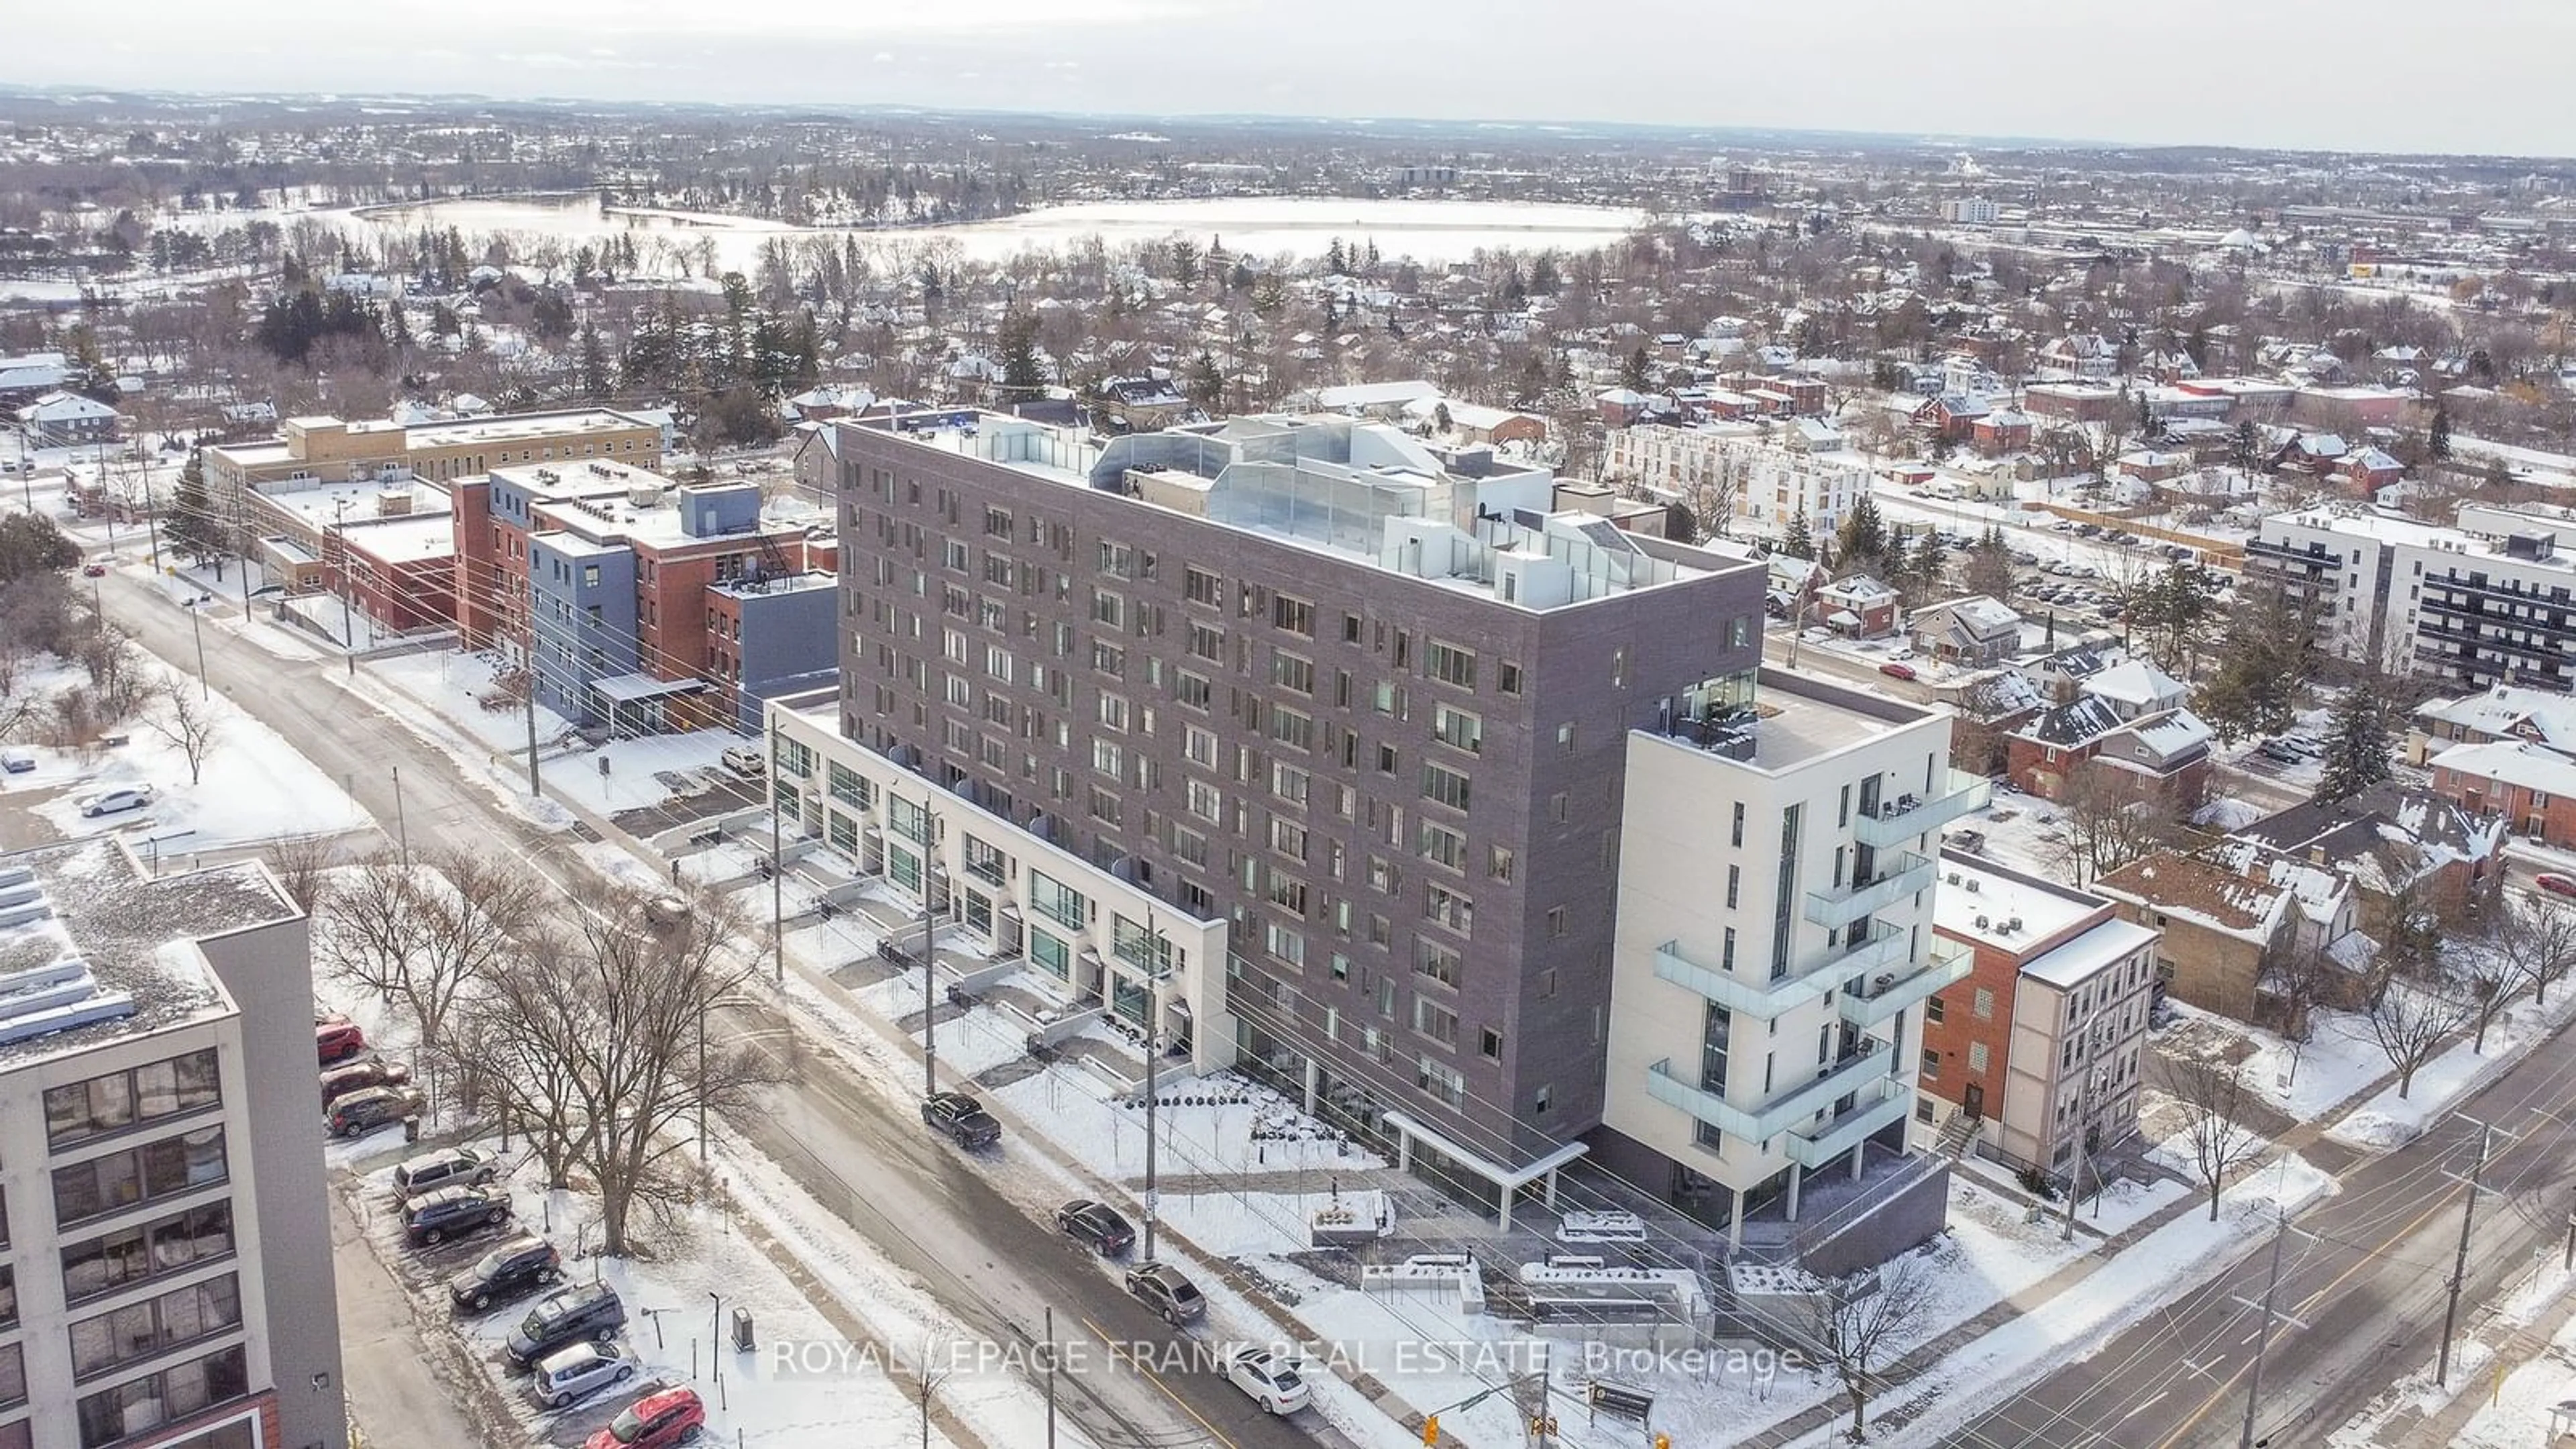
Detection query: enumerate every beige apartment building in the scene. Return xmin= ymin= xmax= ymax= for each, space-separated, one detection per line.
xmin=204 ymin=408 xmax=663 ymax=542
xmin=0 ymin=839 xmax=345 ymax=1449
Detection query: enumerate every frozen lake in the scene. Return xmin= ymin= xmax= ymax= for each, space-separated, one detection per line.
xmin=329 ymin=192 xmax=1648 ymax=268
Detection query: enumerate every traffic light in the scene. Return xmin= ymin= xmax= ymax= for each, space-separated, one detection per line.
xmin=1421 ymin=1414 xmax=1440 ymax=1446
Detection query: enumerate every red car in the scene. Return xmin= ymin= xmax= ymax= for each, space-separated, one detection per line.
xmin=2538 ymin=873 xmax=2576 ymax=900
xmin=585 ymin=1387 xmax=705 ymax=1449
xmin=317 ymin=1016 xmax=367 ymax=1065
xmin=81 ymin=562 xmax=107 ymax=578
xmin=1878 ymin=661 xmax=1918 ymax=681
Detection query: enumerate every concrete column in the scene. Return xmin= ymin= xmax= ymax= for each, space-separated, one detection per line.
xmin=1543 ymin=1169 xmax=1560 ymax=1211
xmin=1499 ymin=1183 xmax=1513 ymax=1234
xmin=1850 ymin=1142 xmax=1866 ymax=1181
xmin=1727 ymin=1186 xmax=1746 ymax=1249
xmin=1302 ymin=1057 xmax=1320 ymax=1114
xmin=1397 ymin=1127 xmax=1412 ymax=1174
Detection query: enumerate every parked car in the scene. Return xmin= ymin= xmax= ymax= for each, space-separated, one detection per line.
xmin=405 ymin=1185 xmax=513 ymax=1247
xmin=1878 ymin=662 xmax=1917 ymax=681
xmin=321 ymin=1058 xmax=412 ymax=1107
xmin=449 ymin=1236 xmax=564 ymax=1313
xmin=395 ymin=1146 xmax=498 ymax=1197
xmin=1221 ymin=1346 xmax=1311 ymax=1415
xmin=0 ymin=747 xmax=33 ymax=773
xmin=507 ymin=1283 xmax=629 ymax=1367
xmin=1945 ymin=828 xmax=1987 ymax=853
xmin=528 ymin=1342 xmax=638 ymax=1412
xmin=328 ymin=1084 xmax=424 ymax=1138
xmin=1124 ymin=1262 xmax=1206 ymax=1326
xmin=81 ymin=561 xmax=107 ymax=578
xmin=1056 ymin=1199 xmax=1136 ymax=1257
xmin=2536 ymin=873 xmax=2576 ymax=900
xmin=718 ymin=745 xmax=765 ymax=779
xmin=316 ymin=1016 xmax=366 ymax=1065
xmin=920 ymin=1091 xmax=1002 ymax=1149
xmin=582 ymin=1385 xmax=705 ymax=1449
xmin=77 ymin=784 xmax=154 ymax=817
xmin=2257 ymin=741 xmax=2305 ymax=765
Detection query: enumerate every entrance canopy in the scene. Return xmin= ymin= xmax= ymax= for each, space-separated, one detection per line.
xmin=592 ymin=672 xmax=706 ymax=704
xmin=1381 ymin=1110 xmax=1590 ymax=1232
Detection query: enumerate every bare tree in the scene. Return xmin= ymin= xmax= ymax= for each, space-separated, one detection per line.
xmin=318 ymin=851 xmax=427 ymax=1009
xmin=318 ymin=846 xmax=541 ymax=1097
xmin=2496 ymin=894 xmax=2576 ymax=1009
xmin=2449 ymin=932 xmax=2531 ymax=1056
xmin=2355 ymin=975 xmax=2473 ymax=1099
xmin=142 ymin=678 xmax=221 ymax=786
xmin=261 ymin=833 xmax=337 ymax=916
xmin=2158 ymin=1056 xmax=2269 ymax=1221
xmin=477 ymin=882 xmax=776 ymax=1254
xmin=1809 ymin=1256 xmax=1939 ymax=1442
xmin=2048 ymin=770 xmax=2173 ymax=890
xmin=458 ymin=949 xmax=588 ymax=1191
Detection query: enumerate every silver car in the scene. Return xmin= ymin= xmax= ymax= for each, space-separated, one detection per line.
xmin=525 ymin=1340 xmax=636 ymax=1411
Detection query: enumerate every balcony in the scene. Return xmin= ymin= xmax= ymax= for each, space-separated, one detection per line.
xmin=1654 ymin=922 xmax=1910 ymax=1021
xmin=1854 ymin=771 xmax=1993 ymax=849
xmin=1837 ymin=937 xmax=1972 ymax=1029
xmin=1783 ymin=1079 xmax=1915 ymax=1169
xmin=1804 ymin=852 xmax=1933 ymax=929
xmin=1645 ymin=1036 xmax=1894 ymax=1144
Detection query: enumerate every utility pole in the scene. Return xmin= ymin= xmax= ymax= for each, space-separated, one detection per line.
xmin=184 ymin=597 xmax=208 ymax=700
xmin=2059 ymin=1073 xmax=2090 ymax=1244
xmin=524 ymin=657 xmax=543 ymax=800
xmin=769 ymin=773 xmax=784 ymax=984
xmin=1042 ymin=1305 xmax=1057 ymax=1449
xmin=2563 ymin=1189 xmax=2574 ymax=1273
xmin=1142 ymin=906 xmax=1161 ymax=1263
xmin=391 ymin=765 xmax=410 ymax=865
xmin=2236 ymin=1210 xmax=2304 ymax=1449
xmin=2438 ymin=1122 xmax=2499 ymax=1389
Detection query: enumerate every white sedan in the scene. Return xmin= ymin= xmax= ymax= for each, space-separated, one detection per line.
xmin=1221 ymin=1346 xmax=1311 ymax=1415
xmin=79 ymin=785 xmax=156 ymax=817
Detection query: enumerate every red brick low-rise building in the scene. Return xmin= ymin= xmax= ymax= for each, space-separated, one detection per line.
xmin=2428 ymin=741 xmax=2576 ymax=849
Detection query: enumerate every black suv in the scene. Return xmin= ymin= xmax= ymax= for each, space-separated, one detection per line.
xmin=1055 ymin=1199 xmax=1135 ymax=1257
xmin=329 ymin=1085 xmax=425 ymax=1138
xmin=449 ymin=1236 xmax=564 ymax=1313
xmin=1123 ymin=1262 xmax=1205 ymax=1326
xmin=405 ymin=1185 xmax=513 ymax=1247
xmin=921 ymin=1091 xmax=1001 ymax=1149
xmin=504 ymin=1282 xmax=628 ymax=1368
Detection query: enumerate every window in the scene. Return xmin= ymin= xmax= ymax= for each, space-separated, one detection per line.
xmin=1925 ymin=995 xmax=1945 ymax=1024
xmin=1175 ymin=670 xmax=1212 ymax=710
xmin=1731 ymin=802 xmax=1746 ymax=847
xmin=1188 ymin=623 xmax=1224 ymax=661
xmin=1185 ymin=779 xmax=1223 ymax=823
xmin=60 ymin=1201 xmax=233 ymax=1303
xmin=1424 ymin=883 xmax=1474 ymax=935
xmin=76 ymin=1342 xmax=248 ymax=1448
xmin=1974 ymin=987 xmax=1996 ymax=1020
xmin=1111 ymin=916 xmax=1174 ymax=978
xmin=1029 ymin=871 xmax=1087 ymax=932
xmin=985 ymin=506 xmax=1014 ymax=538
xmin=45 ymin=1050 xmax=221 ymax=1148
xmin=1271 ymin=762 xmax=1310 ymax=805
xmin=1097 ymin=541 xmax=1134 ymax=580
xmin=69 ymin=1273 xmax=242 ymax=1380
xmin=1419 ymin=762 xmax=1472 ymax=812
xmin=1546 ymin=906 xmax=1568 ymax=938
xmin=1413 ymin=997 xmax=1459 ymax=1046
xmin=1271 ymin=651 xmax=1316 ymax=695
xmin=1498 ymin=661 xmax=1523 ymax=695
xmin=1725 ymin=865 xmax=1740 ymax=909
xmin=1091 ymin=590 xmax=1125 ymax=629
xmin=1487 ymin=845 xmax=1515 ymax=883
xmin=1920 ymin=1049 xmax=1941 ymax=1079
xmin=1426 ymin=640 xmax=1477 ymax=689
xmin=1184 ymin=566 xmax=1222 ymax=606
xmin=1416 ymin=1057 xmax=1466 ymax=1109
xmin=1270 ymin=706 xmax=1314 ymax=751
xmin=1273 ymin=594 xmax=1316 ymax=636
xmin=1269 ymin=817 xmax=1309 ymax=861
xmin=1481 ymin=1028 xmax=1504 ymax=1061
xmin=1968 ymin=1042 xmax=1991 ymax=1073
xmin=1431 ymin=704 xmax=1483 ymax=754
xmin=1265 ymin=922 xmax=1306 ymax=968
xmin=1415 ymin=939 xmax=1463 ymax=987
xmin=52 ymin=1127 xmax=227 ymax=1226
xmin=1416 ymin=820 xmax=1466 ymax=871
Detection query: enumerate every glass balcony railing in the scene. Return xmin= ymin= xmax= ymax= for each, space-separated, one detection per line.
xmin=1646 ymin=1036 xmax=1893 ymax=1144
xmin=1837 ymin=936 xmax=1973 ymax=1028
xmin=1803 ymin=852 xmax=1934 ymax=929
xmin=1854 ymin=771 xmax=1994 ymax=848
xmin=1654 ymin=922 xmax=1910 ymax=1021
xmin=1782 ymin=1079 xmax=1914 ymax=1169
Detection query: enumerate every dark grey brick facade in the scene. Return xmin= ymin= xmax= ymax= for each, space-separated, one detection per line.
xmin=833 ymin=419 xmax=1768 ymax=1169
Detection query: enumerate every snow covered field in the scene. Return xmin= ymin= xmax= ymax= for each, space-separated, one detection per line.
xmin=19 ymin=653 xmax=371 ymax=849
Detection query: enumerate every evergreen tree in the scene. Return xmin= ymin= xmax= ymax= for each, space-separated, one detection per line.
xmin=997 ymin=307 xmax=1046 ymax=402
xmin=1908 ymin=529 xmax=1947 ymax=600
xmin=1963 ymin=525 xmax=2016 ymax=600
xmin=162 ymin=447 xmax=225 ymax=569
xmin=2231 ymin=419 xmax=2263 ymax=470
xmin=1325 ymin=237 xmax=1347 ymax=276
xmin=1619 ymin=345 xmax=1652 ymax=392
xmin=1185 ymin=352 xmax=1224 ymax=409
xmin=1835 ymin=496 xmax=1889 ymax=572
xmin=1780 ymin=509 xmax=1815 ymax=561
xmin=578 ymin=320 xmax=613 ymax=400
xmin=2316 ymin=686 xmax=2393 ymax=803
xmin=2428 ymin=402 xmax=2452 ymax=461
xmin=1527 ymin=254 xmax=1561 ymax=295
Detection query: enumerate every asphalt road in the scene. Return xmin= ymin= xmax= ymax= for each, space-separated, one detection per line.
xmin=94 ymin=572 xmax=1334 ymax=1449
xmin=1943 ymin=999 xmax=2576 ymax=1448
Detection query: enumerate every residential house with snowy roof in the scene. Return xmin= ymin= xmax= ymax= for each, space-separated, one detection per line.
xmin=2407 ymin=684 xmax=2576 ymax=766
xmin=2092 ymin=844 xmax=2363 ymax=1032
xmin=2231 ymin=782 xmax=2506 ymax=934
xmin=1909 ymin=595 xmax=2024 ymax=667
xmin=1818 ymin=574 xmax=1902 ymax=639
xmin=2427 ymin=741 xmax=2576 ymax=851
xmin=13 ymin=389 xmax=120 ymax=448
xmin=2004 ymin=659 xmax=2212 ymax=806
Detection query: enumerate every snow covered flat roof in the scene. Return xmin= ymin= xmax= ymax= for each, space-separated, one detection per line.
xmin=1933 ymin=853 xmax=2105 ymax=953
xmin=2019 ymin=917 xmax=2159 ymax=989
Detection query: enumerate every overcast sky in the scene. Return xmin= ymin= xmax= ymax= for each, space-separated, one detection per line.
xmin=9 ymin=1 xmax=2573 ymax=158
